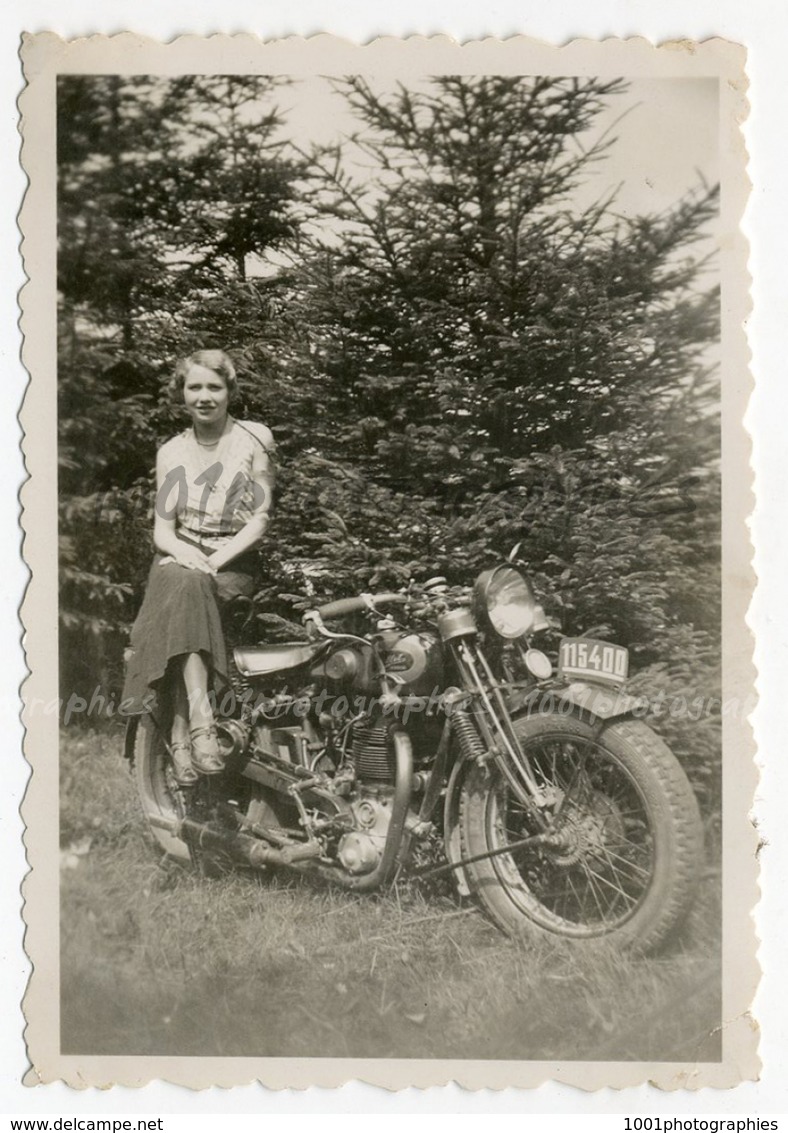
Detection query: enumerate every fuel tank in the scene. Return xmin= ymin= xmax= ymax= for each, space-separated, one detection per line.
xmin=308 ymin=631 xmax=444 ymax=695
xmin=380 ymin=631 xmax=444 ymax=696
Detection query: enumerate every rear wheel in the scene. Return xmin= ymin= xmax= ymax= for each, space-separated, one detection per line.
xmin=132 ymin=714 xmax=193 ymax=862
xmin=459 ymin=714 xmax=703 ymax=951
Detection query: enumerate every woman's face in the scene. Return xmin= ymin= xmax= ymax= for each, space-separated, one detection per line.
xmin=182 ymin=363 xmax=230 ymax=427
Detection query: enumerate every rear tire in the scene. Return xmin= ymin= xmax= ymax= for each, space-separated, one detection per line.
xmin=459 ymin=714 xmax=703 ymax=952
xmin=132 ymin=715 xmax=193 ymax=863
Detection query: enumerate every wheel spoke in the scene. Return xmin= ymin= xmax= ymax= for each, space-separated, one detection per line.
xmin=578 ymin=863 xmax=630 ymax=917
xmin=598 ymin=843 xmax=652 ymax=880
xmin=574 ymin=859 xmax=610 ymax=920
xmin=559 ymin=869 xmax=586 ymax=919
xmin=487 ymin=730 xmax=658 ymax=932
xmin=554 ymin=749 xmax=589 ymax=817
xmin=579 ymin=859 xmax=640 ymax=908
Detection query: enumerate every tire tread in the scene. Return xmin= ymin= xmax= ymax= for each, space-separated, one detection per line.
xmin=458 ymin=714 xmax=703 ymax=952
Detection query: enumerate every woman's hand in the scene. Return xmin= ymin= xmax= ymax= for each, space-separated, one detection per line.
xmin=159 ymin=545 xmax=216 ymax=574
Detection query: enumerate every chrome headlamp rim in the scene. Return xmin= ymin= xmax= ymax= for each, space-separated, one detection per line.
xmin=473 ymin=565 xmax=537 ymax=640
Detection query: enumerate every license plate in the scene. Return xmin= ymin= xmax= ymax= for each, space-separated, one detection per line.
xmin=558 ymin=637 xmax=629 ymax=686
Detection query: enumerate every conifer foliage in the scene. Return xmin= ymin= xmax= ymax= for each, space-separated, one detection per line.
xmin=57 ymin=75 xmax=301 ymax=694
xmin=57 ymin=75 xmax=721 ymax=813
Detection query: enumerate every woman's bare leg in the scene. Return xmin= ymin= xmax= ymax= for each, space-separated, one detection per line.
xmin=181 ymin=651 xmax=222 ymax=770
xmin=168 ymin=660 xmax=199 ymax=784
xmin=171 ymin=670 xmax=190 ymax=746
xmin=182 ymin=651 xmax=215 ymax=731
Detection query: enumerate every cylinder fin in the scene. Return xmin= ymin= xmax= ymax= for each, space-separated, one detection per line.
xmin=351 ymin=723 xmax=393 ymax=783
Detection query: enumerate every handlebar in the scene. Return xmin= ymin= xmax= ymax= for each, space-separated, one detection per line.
xmin=311 ymin=592 xmax=409 ymax=621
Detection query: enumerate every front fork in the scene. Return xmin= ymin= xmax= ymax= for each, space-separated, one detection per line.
xmin=448 ymin=637 xmax=549 ymax=824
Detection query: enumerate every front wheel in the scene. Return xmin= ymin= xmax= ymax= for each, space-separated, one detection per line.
xmin=458 ymin=714 xmax=703 ymax=952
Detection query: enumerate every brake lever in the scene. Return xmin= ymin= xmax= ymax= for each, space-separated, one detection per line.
xmin=302 ymin=610 xmax=370 ymax=649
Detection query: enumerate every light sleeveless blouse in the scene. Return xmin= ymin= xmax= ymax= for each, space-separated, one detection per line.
xmin=158 ymin=419 xmax=274 ymax=552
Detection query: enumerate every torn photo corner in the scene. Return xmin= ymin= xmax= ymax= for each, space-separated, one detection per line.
xmin=18 ymin=31 xmax=756 ymax=1090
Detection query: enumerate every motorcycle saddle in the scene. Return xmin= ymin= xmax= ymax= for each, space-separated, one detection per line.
xmin=233 ymin=641 xmax=324 ymax=677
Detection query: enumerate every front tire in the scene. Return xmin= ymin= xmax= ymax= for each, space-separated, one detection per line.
xmin=459 ymin=714 xmax=703 ymax=952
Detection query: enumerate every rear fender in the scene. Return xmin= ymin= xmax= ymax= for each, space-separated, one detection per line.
xmin=124 ymin=717 xmax=139 ymax=765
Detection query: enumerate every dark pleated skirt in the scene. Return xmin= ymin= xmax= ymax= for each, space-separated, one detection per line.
xmin=122 ymin=556 xmax=255 ymax=714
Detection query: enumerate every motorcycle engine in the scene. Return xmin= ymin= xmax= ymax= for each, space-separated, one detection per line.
xmin=336 ymin=793 xmax=392 ymax=875
xmin=333 ymin=718 xmax=401 ymax=875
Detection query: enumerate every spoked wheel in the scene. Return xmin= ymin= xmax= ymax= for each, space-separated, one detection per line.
xmin=459 ymin=714 xmax=703 ymax=951
xmin=132 ymin=713 xmax=193 ymax=863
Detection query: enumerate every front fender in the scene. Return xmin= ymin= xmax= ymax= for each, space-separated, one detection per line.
xmin=516 ymin=680 xmax=647 ymax=725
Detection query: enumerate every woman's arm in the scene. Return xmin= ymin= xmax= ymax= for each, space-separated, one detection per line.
xmin=206 ymin=512 xmax=270 ymax=572
xmin=153 ymin=448 xmax=215 ymax=572
xmin=207 ymin=424 xmax=275 ymax=572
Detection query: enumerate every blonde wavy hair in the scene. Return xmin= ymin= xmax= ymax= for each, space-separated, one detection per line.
xmin=169 ymin=349 xmax=238 ymax=403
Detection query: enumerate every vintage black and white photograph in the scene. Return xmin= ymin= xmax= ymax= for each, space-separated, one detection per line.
xmin=19 ymin=33 xmax=755 ymax=1089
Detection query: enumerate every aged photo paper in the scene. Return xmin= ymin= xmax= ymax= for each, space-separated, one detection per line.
xmin=19 ymin=32 xmax=756 ymax=1091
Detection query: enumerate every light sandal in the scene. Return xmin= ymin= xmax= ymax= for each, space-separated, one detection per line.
xmin=190 ymin=724 xmax=225 ymax=775
xmin=169 ymin=739 xmax=199 ymax=787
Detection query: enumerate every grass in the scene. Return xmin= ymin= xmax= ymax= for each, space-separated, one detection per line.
xmin=59 ymin=727 xmax=722 ymax=1062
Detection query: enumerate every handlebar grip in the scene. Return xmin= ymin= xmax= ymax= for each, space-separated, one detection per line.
xmin=314 ymin=592 xmax=408 ymax=620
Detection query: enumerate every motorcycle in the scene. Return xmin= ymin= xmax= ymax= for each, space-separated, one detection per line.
xmin=125 ymin=552 xmax=703 ymax=952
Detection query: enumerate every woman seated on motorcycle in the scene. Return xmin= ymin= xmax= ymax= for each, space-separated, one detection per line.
xmin=123 ymin=348 xmax=274 ymax=786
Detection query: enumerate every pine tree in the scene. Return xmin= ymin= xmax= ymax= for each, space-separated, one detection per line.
xmin=57 ymin=75 xmax=302 ymax=698
xmin=267 ymin=77 xmax=721 ymax=808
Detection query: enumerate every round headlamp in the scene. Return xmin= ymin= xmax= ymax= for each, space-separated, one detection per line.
xmin=473 ymin=565 xmax=537 ymax=640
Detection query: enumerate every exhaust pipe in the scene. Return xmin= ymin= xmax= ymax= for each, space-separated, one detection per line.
xmin=178 ymin=817 xmax=322 ymax=869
